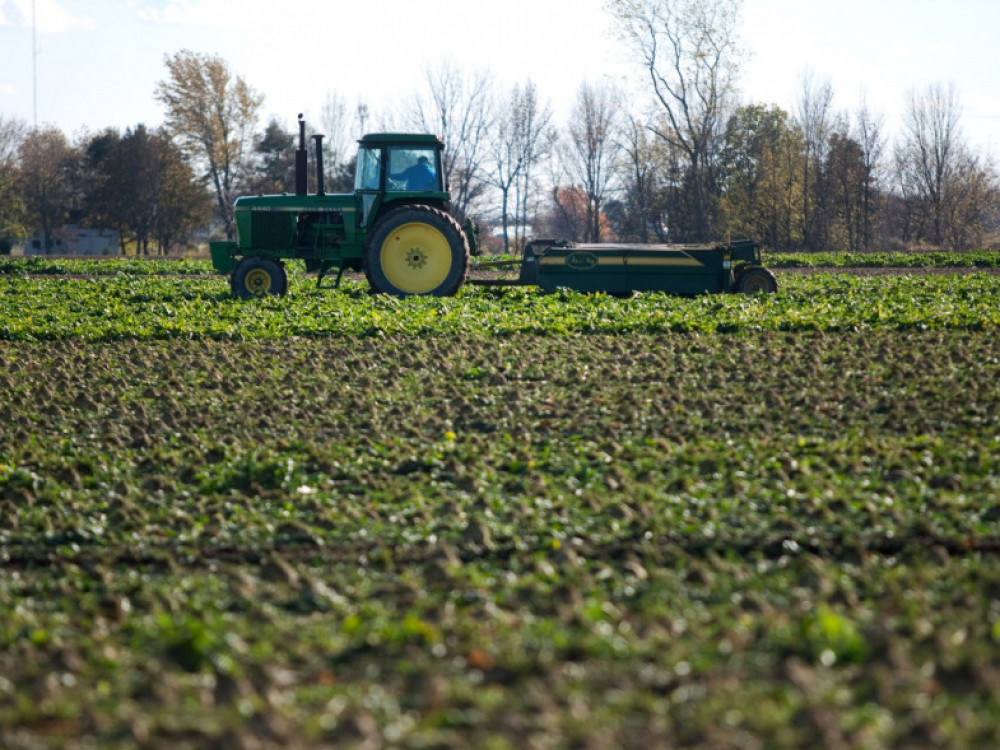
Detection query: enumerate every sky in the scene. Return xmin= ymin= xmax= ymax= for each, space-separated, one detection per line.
xmin=1 ymin=0 xmax=998 ymax=157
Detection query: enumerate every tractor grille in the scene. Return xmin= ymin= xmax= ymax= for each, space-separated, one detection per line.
xmin=251 ymin=212 xmax=295 ymax=250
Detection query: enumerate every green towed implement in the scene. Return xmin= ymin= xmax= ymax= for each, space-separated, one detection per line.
xmin=472 ymin=238 xmax=776 ymax=295
xmin=211 ymin=115 xmax=776 ymax=298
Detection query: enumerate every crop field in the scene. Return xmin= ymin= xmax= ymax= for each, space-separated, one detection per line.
xmin=2 ymin=259 xmax=1000 ymax=748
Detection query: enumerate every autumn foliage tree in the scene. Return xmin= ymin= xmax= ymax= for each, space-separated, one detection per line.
xmin=718 ymin=104 xmax=802 ymax=250
xmin=540 ymin=186 xmax=590 ymax=241
xmin=155 ymin=50 xmax=263 ymax=240
xmin=0 ymin=116 xmax=28 ymax=254
xmin=17 ymin=126 xmax=81 ymax=252
xmin=824 ymin=126 xmax=870 ymax=253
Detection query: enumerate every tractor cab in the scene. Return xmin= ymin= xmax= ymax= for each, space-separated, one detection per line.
xmin=355 ymin=143 xmax=443 ymax=193
xmin=355 ymin=134 xmax=444 ymax=193
xmin=354 ymin=133 xmax=447 ymax=227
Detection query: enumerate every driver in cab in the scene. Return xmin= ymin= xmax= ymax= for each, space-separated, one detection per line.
xmin=390 ymin=156 xmax=437 ymax=191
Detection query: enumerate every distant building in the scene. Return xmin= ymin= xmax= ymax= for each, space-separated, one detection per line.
xmin=16 ymin=226 xmax=119 ymax=256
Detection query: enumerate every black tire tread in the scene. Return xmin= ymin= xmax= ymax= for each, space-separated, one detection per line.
xmin=230 ymin=256 xmax=288 ymax=299
xmin=735 ymin=266 xmax=778 ymax=294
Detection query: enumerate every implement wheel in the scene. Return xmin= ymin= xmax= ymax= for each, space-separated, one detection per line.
xmin=231 ymin=256 xmax=288 ymax=299
xmin=366 ymin=205 xmax=469 ymax=296
xmin=735 ymin=267 xmax=778 ymax=295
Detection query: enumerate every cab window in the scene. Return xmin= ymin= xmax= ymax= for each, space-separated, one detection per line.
xmin=387 ymin=147 xmax=441 ymax=192
xmin=355 ymin=147 xmax=382 ymax=191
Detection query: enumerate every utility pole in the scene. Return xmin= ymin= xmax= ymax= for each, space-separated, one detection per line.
xmin=32 ymin=0 xmax=38 ymax=130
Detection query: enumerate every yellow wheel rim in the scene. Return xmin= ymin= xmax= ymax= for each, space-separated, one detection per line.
xmin=244 ymin=268 xmax=272 ymax=296
xmin=744 ymin=275 xmax=769 ymax=293
xmin=380 ymin=222 xmax=452 ymax=294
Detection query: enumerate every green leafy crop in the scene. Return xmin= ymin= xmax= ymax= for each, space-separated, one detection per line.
xmin=1 ymin=265 xmax=999 ymax=747
xmin=2 ymin=271 xmax=999 ymax=342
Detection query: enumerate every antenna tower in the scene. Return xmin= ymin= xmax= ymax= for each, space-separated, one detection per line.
xmin=32 ymin=0 xmax=38 ymax=129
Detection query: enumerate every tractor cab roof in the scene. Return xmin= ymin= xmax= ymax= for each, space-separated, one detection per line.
xmin=358 ymin=133 xmax=443 ymax=147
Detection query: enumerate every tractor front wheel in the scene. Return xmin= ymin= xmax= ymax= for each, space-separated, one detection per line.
xmin=735 ymin=267 xmax=778 ymax=295
xmin=231 ymin=256 xmax=288 ymax=299
xmin=365 ymin=206 xmax=469 ymax=296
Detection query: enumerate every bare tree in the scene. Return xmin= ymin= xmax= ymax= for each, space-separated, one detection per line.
xmin=941 ymin=148 xmax=998 ymax=250
xmin=513 ymin=82 xmax=555 ymax=250
xmin=155 ymin=50 xmax=263 ymax=240
xmin=408 ymin=60 xmax=495 ymax=223
xmin=320 ymin=91 xmax=355 ymax=190
xmin=607 ymin=0 xmax=744 ymax=241
xmin=796 ymin=70 xmax=834 ymax=250
xmin=0 ymin=116 xmax=25 ymax=164
xmin=614 ymin=114 xmax=659 ymax=242
xmin=484 ymin=81 xmax=553 ymax=253
xmin=562 ymin=80 xmax=622 ymax=242
xmin=854 ymin=96 xmax=885 ymax=250
xmin=892 ymin=83 xmax=998 ymax=250
xmin=484 ymin=87 xmax=525 ymax=254
xmin=895 ymin=82 xmax=962 ymax=246
xmin=320 ymin=93 xmax=351 ymax=166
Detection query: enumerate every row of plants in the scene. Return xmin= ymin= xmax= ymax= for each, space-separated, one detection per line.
xmin=3 ymin=248 xmax=1000 ymax=278
xmin=0 ymin=255 xmax=212 ymax=276
xmin=764 ymin=249 xmax=1000 ymax=268
xmin=2 ymin=272 xmax=1000 ymax=342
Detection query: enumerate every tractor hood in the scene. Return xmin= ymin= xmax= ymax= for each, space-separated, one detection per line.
xmin=233 ymin=193 xmax=357 ymax=252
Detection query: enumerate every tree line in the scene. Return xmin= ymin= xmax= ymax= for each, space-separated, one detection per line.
xmin=0 ymin=118 xmax=209 ymax=256
xmin=1 ymin=0 xmax=997 ymax=256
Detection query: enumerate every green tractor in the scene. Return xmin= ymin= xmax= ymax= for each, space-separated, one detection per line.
xmin=210 ymin=115 xmax=470 ymax=298
xmin=212 ymin=115 xmax=777 ymax=299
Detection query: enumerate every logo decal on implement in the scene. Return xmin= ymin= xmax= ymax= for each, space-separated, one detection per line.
xmin=566 ymin=252 xmax=598 ymax=271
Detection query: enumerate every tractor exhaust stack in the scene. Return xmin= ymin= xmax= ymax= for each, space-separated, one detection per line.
xmin=312 ymin=134 xmax=326 ymax=197
xmin=295 ymin=114 xmax=308 ymax=196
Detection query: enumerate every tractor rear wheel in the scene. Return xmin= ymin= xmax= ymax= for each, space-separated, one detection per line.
xmin=231 ymin=256 xmax=288 ymax=299
xmin=365 ymin=206 xmax=469 ymax=296
xmin=736 ymin=267 xmax=778 ymax=294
